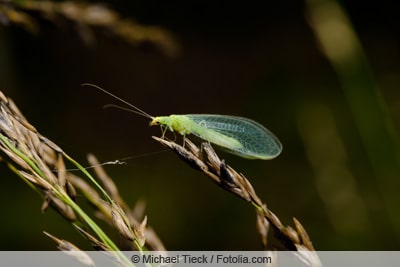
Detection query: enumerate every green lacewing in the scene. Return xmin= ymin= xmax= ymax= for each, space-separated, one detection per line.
xmin=85 ymin=84 xmax=282 ymax=160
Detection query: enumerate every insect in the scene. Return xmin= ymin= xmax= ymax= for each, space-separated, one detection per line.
xmin=84 ymin=84 xmax=282 ymax=160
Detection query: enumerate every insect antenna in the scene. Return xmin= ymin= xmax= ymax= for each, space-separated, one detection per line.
xmin=82 ymin=83 xmax=153 ymax=119
xmin=103 ymin=104 xmax=152 ymax=118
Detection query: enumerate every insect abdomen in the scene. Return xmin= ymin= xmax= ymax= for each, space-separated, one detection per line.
xmin=181 ymin=116 xmax=243 ymax=149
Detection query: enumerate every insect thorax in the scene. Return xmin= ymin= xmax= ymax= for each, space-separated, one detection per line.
xmin=153 ymin=115 xmax=193 ymax=135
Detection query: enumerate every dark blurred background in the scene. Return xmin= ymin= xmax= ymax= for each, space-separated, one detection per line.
xmin=1 ymin=0 xmax=400 ymax=250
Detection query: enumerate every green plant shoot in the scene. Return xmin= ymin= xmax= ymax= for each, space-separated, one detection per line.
xmin=85 ymin=84 xmax=282 ymax=160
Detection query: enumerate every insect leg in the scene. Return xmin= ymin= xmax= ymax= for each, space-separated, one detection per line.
xmin=160 ymin=125 xmax=168 ymax=138
xmin=172 ymin=131 xmax=177 ymax=142
xmin=199 ymin=140 xmax=211 ymax=155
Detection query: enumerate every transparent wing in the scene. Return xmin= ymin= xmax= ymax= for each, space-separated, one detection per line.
xmin=186 ymin=114 xmax=282 ymax=159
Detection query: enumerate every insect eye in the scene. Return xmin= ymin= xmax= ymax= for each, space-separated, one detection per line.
xmin=149 ymin=119 xmax=160 ymax=126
